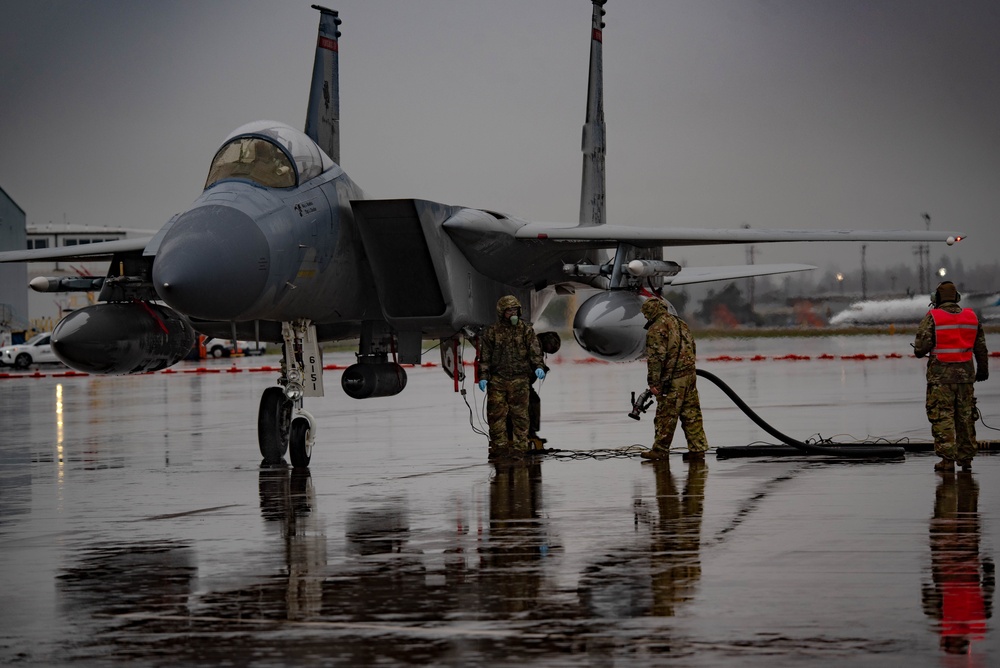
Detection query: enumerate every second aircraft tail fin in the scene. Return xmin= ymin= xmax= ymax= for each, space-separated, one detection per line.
xmin=579 ymin=0 xmax=608 ymax=227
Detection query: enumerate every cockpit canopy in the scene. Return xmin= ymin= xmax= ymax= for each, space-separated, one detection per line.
xmin=204 ymin=121 xmax=334 ymax=189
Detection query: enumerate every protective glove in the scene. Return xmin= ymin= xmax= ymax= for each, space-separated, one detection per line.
xmin=975 ymin=368 xmax=989 ymax=382
xmin=535 ymin=368 xmax=546 ymax=380
xmin=479 ymin=379 xmax=488 ymax=391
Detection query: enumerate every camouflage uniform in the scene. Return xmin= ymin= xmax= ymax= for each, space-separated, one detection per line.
xmin=479 ymin=296 xmax=544 ymax=456
xmin=913 ymin=290 xmax=989 ymax=468
xmin=642 ymin=299 xmax=709 ymax=457
xmin=508 ymin=331 xmax=560 ymax=447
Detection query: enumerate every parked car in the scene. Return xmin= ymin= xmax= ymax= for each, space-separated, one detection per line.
xmin=0 ymin=332 xmax=62 ymax=369
xmin=204 ymin=338 xmax=268 ymax=358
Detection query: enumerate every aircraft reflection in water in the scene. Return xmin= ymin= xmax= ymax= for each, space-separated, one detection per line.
xmin=258 ymin=468 xmax=327 ymax=621
xmin=923 ymin=472 xmax=994 ymax=657
xmin=56 ymin=540 xmax=200 ymax=659
xmin=0 ymin=2 xmax=964 ymax=468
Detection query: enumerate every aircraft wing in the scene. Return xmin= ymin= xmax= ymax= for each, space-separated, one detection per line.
xmin=513 ymin=223 xmax=963 ymax=248
xmin=0 ymin=237 xmax=152 ymax=263
xmin=669 ymin=263 xmax=815 ymax=286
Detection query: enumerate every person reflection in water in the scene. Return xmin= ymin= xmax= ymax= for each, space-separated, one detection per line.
xmin=480 ymin=461 xmax=547 ymax=614
xmin=649 ymin=459 xmax=706 ymax=616
xmin=922 ymin=471 xmax=994 ymax=655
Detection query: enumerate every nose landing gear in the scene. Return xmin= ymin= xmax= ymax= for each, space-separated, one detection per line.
xmin=257 ymin=320 xmax=323 ymax=467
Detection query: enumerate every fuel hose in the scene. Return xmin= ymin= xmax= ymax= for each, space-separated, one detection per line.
xmin=696 ymin=368 xmax=906 ymax=459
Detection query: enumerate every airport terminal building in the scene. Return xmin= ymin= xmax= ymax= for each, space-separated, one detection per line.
xmin=0 ymin=186 xmax=28 ymax=342
xmin=0 ymin=184 xmax=139 ymax=338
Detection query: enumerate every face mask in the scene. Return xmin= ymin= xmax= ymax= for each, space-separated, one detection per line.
xmin=509 ymin=315 xmax=519 ymax=326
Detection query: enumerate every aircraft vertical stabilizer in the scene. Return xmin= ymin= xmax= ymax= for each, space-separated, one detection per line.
xmin=579 ymin=0 xmax=607 ymax=227
xmin=305 ymin=5 xmax=342 ymax=164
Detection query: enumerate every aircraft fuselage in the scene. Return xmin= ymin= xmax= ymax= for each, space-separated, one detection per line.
xmin=151 ymin=167 xmax=379 ymax=332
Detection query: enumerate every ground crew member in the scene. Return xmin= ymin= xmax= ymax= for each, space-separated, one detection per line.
xmin=914 ymin=281 xmax=989 ymax=472
xmin=640 ymin=297 xmax=709 ymax=461
xmin=529 ymin=332 xmax=561 ymax=446
xmin=506 ymin=331 xmax=560 ymax=448
xmin=478 ymin=295 xmax=546 ymax=459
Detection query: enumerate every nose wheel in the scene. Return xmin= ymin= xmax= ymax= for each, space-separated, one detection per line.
xmin=289 ymin=416 xmax=313 ymax=468
xmin=258 ymin=386 xmax=292 ymax=464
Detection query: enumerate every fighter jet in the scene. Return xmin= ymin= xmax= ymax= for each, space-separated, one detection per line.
xmin=0 ymin=2 xmax=963 ymax=467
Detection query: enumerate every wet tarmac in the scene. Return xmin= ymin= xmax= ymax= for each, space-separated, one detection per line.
xmin=2 ymin=334 xmax=999 ymax=666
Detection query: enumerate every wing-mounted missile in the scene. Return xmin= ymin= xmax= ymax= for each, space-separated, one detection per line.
xmin=29 ymin=276 xmax=106 ymax=293
xmin=625 ymin=259 xmax=681 ymax=278
xmin=51 ymin=302 xmax=196 ymax=375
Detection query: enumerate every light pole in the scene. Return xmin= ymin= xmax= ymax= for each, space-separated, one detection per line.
xmin=920 ymin=213 xmax=931 ymax=295
xmin=742 ymin=223 xmax=756 ymax=314
xmin=861 ymin=244 xmax=867 ymax=300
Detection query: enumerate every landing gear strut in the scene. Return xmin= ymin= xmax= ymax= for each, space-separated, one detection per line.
xmin=257 ymin=319 xmax=322 ymax=467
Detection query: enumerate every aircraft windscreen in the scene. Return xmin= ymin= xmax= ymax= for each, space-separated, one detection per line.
xmin=205 ymin=137 xmax=295 ymax=189
xmin=204 ymin=121 xmax=331 ymax=190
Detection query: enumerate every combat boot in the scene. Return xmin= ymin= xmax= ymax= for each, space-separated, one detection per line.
xmin=958 ymin=459 xmax=973 ymax=472
xmin=933 ymin=458 xmax=955 ymax=472
xmin=640 ymin=448 xmax=670 ymax=461
xmin=683 ymin=451 xmax=706 ymax=462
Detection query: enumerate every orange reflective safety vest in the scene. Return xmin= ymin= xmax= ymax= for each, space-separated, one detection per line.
xmin=931 ymin=308 xmax=979 ymax=362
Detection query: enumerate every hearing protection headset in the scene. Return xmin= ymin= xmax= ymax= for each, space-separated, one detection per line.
xmin=931 ymin=281 xmax=961 ymax=307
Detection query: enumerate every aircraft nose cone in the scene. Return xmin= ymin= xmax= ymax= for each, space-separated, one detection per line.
xmin=153 ymin=205 xmax=270 ymax=320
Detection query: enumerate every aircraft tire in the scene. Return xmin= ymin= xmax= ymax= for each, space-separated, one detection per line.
xmin=14 ymin=353 xmax=31 ymax=370
xmin=289 ymin=417 xmax=312 ymax=468
xmin=258 ymin=387 xmax=291 ymax=464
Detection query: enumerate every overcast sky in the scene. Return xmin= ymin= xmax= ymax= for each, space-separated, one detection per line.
xmin=2 ymin=0 xmax=998 ymax=282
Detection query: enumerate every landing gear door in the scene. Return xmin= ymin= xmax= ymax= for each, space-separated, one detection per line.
xmin=303 ymin=323 xmax=324 ymax=397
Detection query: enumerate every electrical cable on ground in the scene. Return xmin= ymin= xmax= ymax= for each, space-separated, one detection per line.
xmin=531 ymin=445 xmax=648 ymax=460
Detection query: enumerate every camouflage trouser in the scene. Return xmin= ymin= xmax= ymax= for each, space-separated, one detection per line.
xmin=926 ymin=382 xmax=978 ymax=462
xmin=507 ymin=386 xmax=541 ymax=439
xmin=653 ymin=374 xmax=709 ymax=453
xmin=488 ymin=376 xmax=531 ymax=452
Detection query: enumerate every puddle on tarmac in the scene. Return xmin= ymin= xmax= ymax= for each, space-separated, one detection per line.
xmin=2 ymin=334 xmax=999 ymax=664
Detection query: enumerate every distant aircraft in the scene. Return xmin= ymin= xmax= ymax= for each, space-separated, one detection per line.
xmin=830 ymin=292 xmax=1000 ymax=326
xmin=0 ymin=2 xmax=963 ymax=467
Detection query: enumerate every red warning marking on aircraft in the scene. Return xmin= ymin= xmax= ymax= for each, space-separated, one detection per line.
xmin=592 ymin=29 xmax=602 ymax=42
xmin=319 ymin=36 xmax=338 ymax=52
